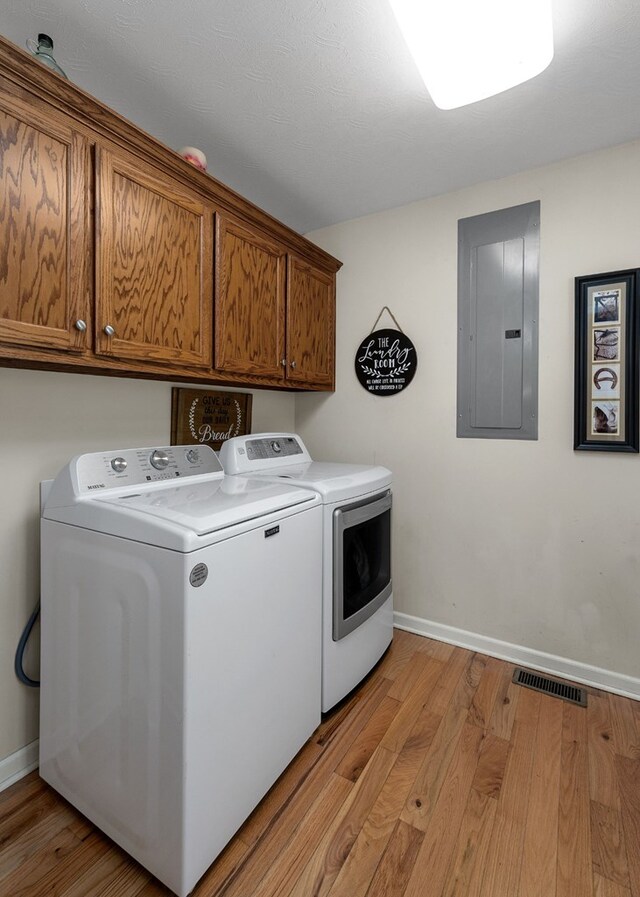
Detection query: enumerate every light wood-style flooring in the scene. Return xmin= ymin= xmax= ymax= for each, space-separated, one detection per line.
xmin=1 ymin=629 xmax=639 ymax=897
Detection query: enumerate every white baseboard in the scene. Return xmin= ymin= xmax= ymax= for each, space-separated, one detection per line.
xmin=394 ymin=612 xmax=640 ymax=701
xmin=0 ymin=740 xmax=39 ymax=793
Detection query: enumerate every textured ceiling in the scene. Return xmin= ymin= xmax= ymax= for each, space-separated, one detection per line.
xmin=2 ymin=1 xmax=640 ymax=233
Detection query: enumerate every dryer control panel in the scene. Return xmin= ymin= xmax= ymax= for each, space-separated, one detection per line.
xmin=220 ymin=433 xmax=311 ymax=474
xmin=46 ymin=445 xmax=223 ymax=507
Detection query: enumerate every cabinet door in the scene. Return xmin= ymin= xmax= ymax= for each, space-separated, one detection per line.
xmin=286 ymin=256 xmax=335 ymax=387
xmin=215 ymin=213 xmax=286 ymax=378
xmin=0 ymin=94 xmax=89 ymax=352
xmin=96 ymin=147 xmax=212 ymax=368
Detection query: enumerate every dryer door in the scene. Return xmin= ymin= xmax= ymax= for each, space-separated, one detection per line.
xmin=332 ymin=490 xmax=392 ymax=641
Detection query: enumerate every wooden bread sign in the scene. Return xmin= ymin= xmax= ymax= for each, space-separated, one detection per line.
xmin=171 ymin=388 xmax=252 ymax=451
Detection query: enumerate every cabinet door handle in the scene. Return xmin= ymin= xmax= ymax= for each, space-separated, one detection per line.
xmin=103 ymin=324 xmax=116 ymax=337
xmin=290 ymin=360 xmax=297 ymax=370
xmin=281 ymin=358 xmax=287 ymax=367
xmin=74 ymin=319 xmax=87 ymax=332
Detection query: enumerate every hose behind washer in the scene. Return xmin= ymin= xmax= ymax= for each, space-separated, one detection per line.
xmin=15 ymin=601 xmax=40 ymax=687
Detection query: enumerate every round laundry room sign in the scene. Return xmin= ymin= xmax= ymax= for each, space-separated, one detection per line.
xmin=355 ymin=328 xmax=417 ymax=396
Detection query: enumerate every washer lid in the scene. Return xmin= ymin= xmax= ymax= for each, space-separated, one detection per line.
xmin=93 ymin=475 xmax=315 ymax=534
xmin=42 ymin=444 xmax=320 ymax=550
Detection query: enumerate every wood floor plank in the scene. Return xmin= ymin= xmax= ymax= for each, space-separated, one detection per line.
xmin=470 ymin=733 xmax=510 ymax=799
xmin=0 ymin=782 xmax=72 ymax=846
xmin=374 ymin=630 xmax=424 ymax=682
xmin=0 ymin=790 xmax=85 ymax=884
xmin=0 ymin=820 xmax=90 ymax=897
xmin=402 ymin=723 xmax=484 ymax=897
xmin=413 ymin=637 xmax=455 ymax=663
xmin=467 ymin=656 xmax=504 ymax=730
xmin=15 ymin=831 xmax=116 ymax=897
xmin=429 ymin=649 xmax=478 ymax=717
xmin=129 ymin=881 xmax=170 ymax=897
xmin=363 ymin=819 xmax=423 ymax=897
xmin=286 ymin=745 xmax=398 ymax=897
xmin=400 ymin=704 xmax=465 ymax=831
xmin=249 ymin=773 xmax=353 ymax=897
xmin=476 ymin=688 xmax=541 ymax=897
xmin=0 ymin=771 xmax=45 ymax=818
xmin=440 ymin=788 xmax=497 ymax=897
xmin=593 ymin=873 xmax=632 ymax=897
xmin=387 ymin=651 xmax=433 ymax=702
xmin=591 ymin=800 xmax=631 ymax=890
xmin=401 ymin=654 xmax=484 ymax=832
xmin=458 ymin=653 xmax=487 ymax=707
xmin=83 ymin=860 xmax=151 ymax=897
xmin=315 ymin=669 xmax=392 ymax=749
xmin=335 ymin=695 xmax=401 ymax=782
xmin=487 ymin=663 xmax=520 ymax=741
xmin=328 ymin=703 xmax=442 ymax=897
xmin=609 ymin=694 xmax=640 ymax=760
xmin=380 ymin=657 xmax=444 ymax=753
xmin=557 ymin=702 xmax=593 ymax=897
xmin=588 ymin=693 xmax=620 ymax=810
xmin=615 ymin=755 xmax=640 ymax=897
xmin=518 ymin=694 xmax=563 ymax=897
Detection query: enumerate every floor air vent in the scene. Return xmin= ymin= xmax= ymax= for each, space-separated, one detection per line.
xmin=512 ymin=668 xmax=587 ymax=707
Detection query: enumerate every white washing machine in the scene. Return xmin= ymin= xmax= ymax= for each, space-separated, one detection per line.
xmin=40 ymin=444 xmax=322 ymax=897
xmin=220 ymin=434 xmax=392 ymax=712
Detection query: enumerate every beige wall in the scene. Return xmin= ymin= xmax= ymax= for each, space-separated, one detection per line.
xmin=0 ymin=368 xmax=295 ymax=762
xmin=298 ymin=139 xmax=640 ymax=685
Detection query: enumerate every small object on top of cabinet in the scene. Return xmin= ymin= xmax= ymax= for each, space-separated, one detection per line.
xmin=178 ymin=146 xmax=207 ymax=171
xmin=26 ymin=34 xmax=67 ymax=79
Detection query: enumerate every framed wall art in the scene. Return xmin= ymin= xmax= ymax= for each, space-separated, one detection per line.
xmin=574 ymin=268 xmax=640 ymax=452
xmin=171 ymin=388 xmax=252 ymax=451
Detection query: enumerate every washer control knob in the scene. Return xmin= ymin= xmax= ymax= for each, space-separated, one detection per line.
xmin=111 ymin=456 xmax=127 ymax=473
xmin=271 ymin=441 xmax=281 ymax=454
xmin=186 ymin=448 xmax=200 ymax=463
xmin=150 ymin=449 xmax=170 ymax=470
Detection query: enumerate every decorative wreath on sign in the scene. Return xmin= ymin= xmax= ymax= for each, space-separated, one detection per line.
xmin=188 ymin=397 xmax=243 ymax=442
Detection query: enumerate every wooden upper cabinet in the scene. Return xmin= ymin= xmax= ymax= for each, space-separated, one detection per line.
xmin=0 ymin=93 xmax=90 ymax=353
xmin=95 ymin=145 xmax=212 ymax=368
xmin=286 ymin=255 xmax=335 ymax=388
xmin=0 ymin=36 xmax=341 ymax=388
xmin=215 ymin=213 xmax=286 ymax=378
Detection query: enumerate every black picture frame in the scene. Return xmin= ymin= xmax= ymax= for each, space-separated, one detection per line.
xmin=574 ymin=268 xmax=640 ymax=452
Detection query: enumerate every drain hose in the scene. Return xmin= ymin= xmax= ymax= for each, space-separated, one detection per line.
xmin=15 ymin=601 xmax=40 ymax=687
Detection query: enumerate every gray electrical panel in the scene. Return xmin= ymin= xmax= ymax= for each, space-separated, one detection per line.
xmin=457 ymin=201 xmax=539 ymax=440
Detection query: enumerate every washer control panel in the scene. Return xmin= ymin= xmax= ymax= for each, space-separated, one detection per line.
xmin=74 ymin=445 xmax=222 ymax=494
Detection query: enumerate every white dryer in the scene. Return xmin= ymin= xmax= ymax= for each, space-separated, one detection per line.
xmin=40 ymin=444 xmax=322 ymax=897
xmin=220 ymin=434 xmax=393 ymax=712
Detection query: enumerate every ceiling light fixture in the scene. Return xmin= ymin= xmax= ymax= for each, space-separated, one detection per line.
xmin=388 ymin=0 xmax=554 ymax=110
